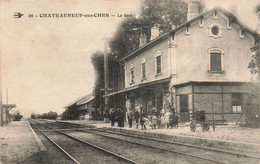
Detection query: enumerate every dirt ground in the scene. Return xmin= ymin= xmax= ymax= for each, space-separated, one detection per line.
xmin=0 ymin=120 xmax=42 ymax=164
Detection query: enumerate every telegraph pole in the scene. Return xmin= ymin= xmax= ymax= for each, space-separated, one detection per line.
xmin=0 ymin=46 xmax=2 ymax=126
xmin=6 ymin=88 xmax=8 ymax=104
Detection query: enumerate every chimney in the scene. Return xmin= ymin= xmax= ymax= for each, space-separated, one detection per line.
xmin=139 ymin=33 xmax=147 ymax=47
xmin=187 ymin=0 xmax=200 ymax=21
xmin=230 ymin=5 xmax=237 ymax=17
xmin=150 ymin=25 xmax=159 ymax=40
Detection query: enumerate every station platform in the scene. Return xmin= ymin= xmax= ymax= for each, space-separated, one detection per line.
xmin=59 ymin=119 xmax=260 ymax=156
xmin=0 ymin=120 xmax=46 ymax=164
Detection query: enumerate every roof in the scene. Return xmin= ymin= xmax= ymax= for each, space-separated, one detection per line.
xmin=64 ymin=94 xmax=94 ymax=108
xmin=120 ymin=7 xmax=259 ymax=62
xmin=77 ymin=94 xmax=94 ymax=106
xmin=104 ymin=76 xmax=172 ymax=97
xmin=2 ymin=104 xmax=16 ymax=109
xmin=169 ymin=7 xmax=258 ymax=36
xmin=171 ymin=80 xmax=259 ymax=87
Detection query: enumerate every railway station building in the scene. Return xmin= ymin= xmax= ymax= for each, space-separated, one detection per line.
xmin=104 ymin=1 xmax=260 ymax=122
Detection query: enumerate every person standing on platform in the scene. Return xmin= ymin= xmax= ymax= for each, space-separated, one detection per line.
xmin=165 ymin=109 xmax=171 ymax=129
xmin=151 ymin=112 xmax=157 ymax=129
xmin=127 ymin=110 xmax=134 ymax=128
xmin=114 ymin=109 xmax=120 ymax=127
xmin=134 ymin=109 xmax=140 ymax=129
xmin=169 ymin=110 xmax=174 ymax=129
xmin=118 ymin=109 xmax=125 ymax=127
xmin=109 ymin=109 xmax=116 ymax=127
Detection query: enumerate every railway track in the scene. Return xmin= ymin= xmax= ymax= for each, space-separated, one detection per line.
xmin=30 ymin=120 xmax=138 ymax=164
xmin=31 ymin=119 xmax=260 ymax=164
xmin=54 ymin=121 xmax=260 ymax=160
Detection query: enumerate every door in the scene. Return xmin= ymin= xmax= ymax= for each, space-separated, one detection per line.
xmin=180 ymin=95 xmax=189 ymax=122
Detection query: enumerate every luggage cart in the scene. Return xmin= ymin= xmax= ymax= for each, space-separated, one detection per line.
xmin=190 ymin=110 xmax=212 ymax=132
xmin=190 ymin=109 xmax=226 ymax=132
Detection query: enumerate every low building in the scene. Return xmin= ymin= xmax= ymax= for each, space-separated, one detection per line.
xmin=64 ymin=94 xmax=95 ymax=119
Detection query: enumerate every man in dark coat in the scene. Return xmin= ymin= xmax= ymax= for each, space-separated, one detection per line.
xmin=119 ymin=109 xmax=125 ymax=127
xmin=134 ymin=109 xmax=140 ymax=129
xmin=127 ymin=110 xmax=134 ymax=128
xmin=109 ymin=109 xmax=116 ymax=127
xmin=114 ymin=109 xmax=120 ymax=127
xmin=173 ymin=112 xmax=179 ymax=128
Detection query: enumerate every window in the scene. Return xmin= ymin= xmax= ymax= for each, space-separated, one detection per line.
xmin=130 ymin=68 xmax=134 ymax=83
xmin=210 ymin=53 xmax=221 ymax=71
xmin=155 ymin=51 xmax=162 ymax=75
xmin=211 ymin=26 xmax=219 ymax=35
xmin=156 ymin=56 xmax=161 ymax=74
xmin=141 ymin=58 xmax=146 ymax=80
xmin=142 ymin=62 xmax=146 ymax=79
xmin=130 ymin=64 xmax=134 ymax=84
xmin=208 ymin=48 xmax=224 ymax=72
xmin=209 ymin=24 xmax=222 ymax=39
xmin=232 ymin=94 xmax=243 ymax=112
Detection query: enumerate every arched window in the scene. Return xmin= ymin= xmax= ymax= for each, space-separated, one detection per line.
xmin=155 ymin=51 xmax=162 ymax=75
xmin=141 ymin=58 xmax=146 ymax=80
xmin=130 ymin=64 xmax=135 ymax=84
xmin=208 ymin=48 xmax=224 ymax=72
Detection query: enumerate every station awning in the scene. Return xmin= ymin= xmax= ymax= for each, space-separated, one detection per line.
xmin=2 ymin=104 xmax=16 ymax=108
xmin=103 ymin=85 xmax=139 ymax=97
xmin=2 ymin=104 xmax=16 ymax=111
xmin=103 ymin=76 xmax=172 ymax=97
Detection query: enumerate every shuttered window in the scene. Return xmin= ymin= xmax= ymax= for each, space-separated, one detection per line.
xmin=210 ymin=53 xmax=221 ymax=71
xmin=142 ymin=63 xmax=146 ymax=79
xmin=156 ymin=56 xmax=161 ymax=74
xmin=130 ymin=68 xmax=134 ymax=83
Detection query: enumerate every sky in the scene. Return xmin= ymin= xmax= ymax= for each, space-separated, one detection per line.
xmin=0 ymin=0 xmax=259 ymax=118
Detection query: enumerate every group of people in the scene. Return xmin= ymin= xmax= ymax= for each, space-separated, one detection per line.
xmin=127 ymin=108 xmax=179 ymax=130
xmin=109 ymin=108 xmax=125 ymax=127
xmin=109 ymin=107 xmax=179 ymax=130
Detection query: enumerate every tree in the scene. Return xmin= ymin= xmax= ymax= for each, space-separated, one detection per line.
xmin=91 ymin=51 xmax=105 ymax=109
xmin=249 ymin=42 xmax=260 ymax=80
xmin=47 ymin=111 xmax=58 ymax=120
xmin=249 ymin=4 xmax=260 ymax=80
